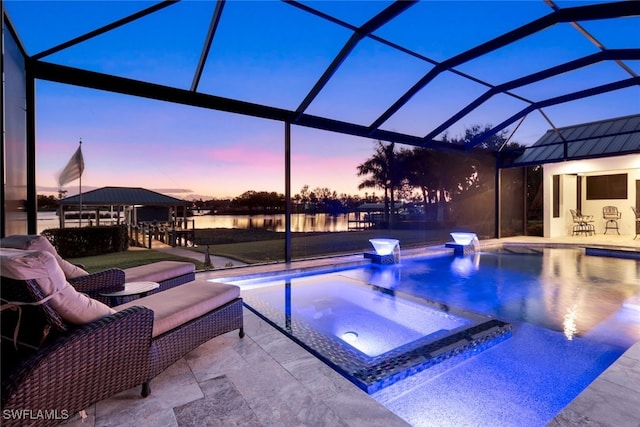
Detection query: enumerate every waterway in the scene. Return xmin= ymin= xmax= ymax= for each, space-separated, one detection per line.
xmin=37 ymin=211 xmax=351 ymax=233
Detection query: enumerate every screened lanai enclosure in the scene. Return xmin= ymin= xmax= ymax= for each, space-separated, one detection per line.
xmin=2 ymin=1 xmax=639 ymax=263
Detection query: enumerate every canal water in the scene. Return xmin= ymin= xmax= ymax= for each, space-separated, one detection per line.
xmin=37 ymin=211 xmax=351 ymax=233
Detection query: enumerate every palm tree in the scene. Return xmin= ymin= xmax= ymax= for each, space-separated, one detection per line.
xmin=401 ymin=147 xmax=438 ymax=219
xmin=357 ymin=140 xmax=403 ymax=225
xmin=401 ymin=146 xmax=468 ymax=222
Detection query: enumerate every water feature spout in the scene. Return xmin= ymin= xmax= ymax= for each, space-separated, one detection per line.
xmin=446 ymin=232 xmax=479 ymax=256
xmin=369 ymin=238 xmax=399 ymax=255
xmin=450 ymin=232 xmax=477 ymax=246
xmin=367 ymin=238 xmax=401 ymax=264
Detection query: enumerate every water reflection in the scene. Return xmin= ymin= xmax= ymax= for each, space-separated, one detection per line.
xmin=539 ymin=248 xmax=638 ymax=341
xmin=367 ymin=265 xmax=402 ymax=291
xmin=563 ymin=304 xmax=579 ymax=340
xmin=194 ymin=213 xmax=347 ymax=232
xmin=450 ymin=253 xmax=481 ymax=277
xmin=37 ymin=211 xmax=350 ymax=233
xmin=399 ymin=248 xmax=639 ymax=346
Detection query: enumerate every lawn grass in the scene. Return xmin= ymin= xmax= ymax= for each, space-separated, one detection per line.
xmin=192 ymin=228 xmax=450 ymax=263
xmin=69 ymin=249 xmax=206 ymax=273
xmin=69 ymin=228 xmax=451 ymax=271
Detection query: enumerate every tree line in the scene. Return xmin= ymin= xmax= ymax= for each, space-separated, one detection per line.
xmin=40 ymin=125 xmax=539 ymax=224
xmin=356 ymin=125 xmax=522 ymax=223
xmin=195 ymin=124 xmax=536 ymax=223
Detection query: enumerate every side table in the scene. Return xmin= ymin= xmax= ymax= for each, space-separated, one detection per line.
xmin=100 ymin=281 xmax=160 ymax=306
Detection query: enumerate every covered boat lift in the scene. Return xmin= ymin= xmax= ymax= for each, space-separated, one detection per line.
xmin=58 ymin=186 xmax=192 ymax=247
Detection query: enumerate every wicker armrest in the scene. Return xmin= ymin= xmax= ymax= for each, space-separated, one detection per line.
xmin=1 ymin=307 xmax=154 ymax=422
xmin=69 ymin=268 xmax=125 ymax=298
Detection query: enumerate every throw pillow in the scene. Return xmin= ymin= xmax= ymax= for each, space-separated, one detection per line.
xmin=0 ymin=249 xmax=115 ymax=325
xmin=0 ymin=234 xmax=89 ymax=279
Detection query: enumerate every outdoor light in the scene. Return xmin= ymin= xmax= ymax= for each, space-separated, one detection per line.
xmin=369 ymin=238 xmax=400 ymax=256
xmin=342 ymin=331 xmax=359 ymax=343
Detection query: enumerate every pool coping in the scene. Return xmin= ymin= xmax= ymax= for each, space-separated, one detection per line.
xmin=584 ymin=246 xmax=640 ymax=259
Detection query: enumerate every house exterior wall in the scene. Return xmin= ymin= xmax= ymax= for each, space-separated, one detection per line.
xmin=543 ymin=154 xmax=640 ymax=237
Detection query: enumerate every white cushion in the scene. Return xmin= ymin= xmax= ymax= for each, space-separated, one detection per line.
xmin=124 ymin=261 xmax=195 ymax=283
xmin=0 ymin=248 xmax=115 ymax=325
xmin=116 ymin=279 xmax=240 ymax=337
xmin=0 ymin=234 xmax=89 ymax=279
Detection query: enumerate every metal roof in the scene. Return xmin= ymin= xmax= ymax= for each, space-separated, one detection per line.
xmin=3 ymin=0 xmax=640 ymax=152
xmin=59 ymin=186 xmax=187 ymax=206
xmin=508 ymin=113 xmax=640 ymax=166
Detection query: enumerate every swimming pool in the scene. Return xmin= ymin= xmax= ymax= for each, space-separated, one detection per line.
xmin=237 ymin=270 xmax=511 ymax=392
xmin=228 ymin=246 xmax=640 ymax=426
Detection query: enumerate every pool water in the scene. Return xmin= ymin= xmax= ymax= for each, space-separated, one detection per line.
xmin=238 ymin=272 xmax=511 ymax=392
xmin=249 ymin=276 xmax=471 ymax=358
xmin=381 ymin=247 xmax=639 ymax=343
xmin=230 ymin=247 xmax=640 ymax=426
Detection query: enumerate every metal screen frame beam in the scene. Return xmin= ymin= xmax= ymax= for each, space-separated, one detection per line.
xmin=424 ymin=49 xmax=640 ymax=142
xmin=286 ymin=0 xmax=533 ymax=136
xmin=32 ymin=0 xmax=180 ymax=60
xmin=294 ymin=0 xmax=417 ymax=119
xmin=369 ymin=1 xmax=640 ymax=133
xmin=191 ymin=0 xmax=225 ymax=91
xmin=31 ymin=60 xmax=462 ymax=152
xmin=284 ymin=122 xmax=292 ymax=263
xmin=545 ymin=0 xmax=638 ymax=78
xmin=465 ymin=77 xmax=640 ymax=149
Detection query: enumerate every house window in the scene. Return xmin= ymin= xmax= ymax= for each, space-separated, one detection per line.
xmin=586 ymin=174 xmax=627 ymax=200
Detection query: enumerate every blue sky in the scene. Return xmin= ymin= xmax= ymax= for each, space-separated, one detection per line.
xmin=5 ymin=1 xmax=639 ymax=200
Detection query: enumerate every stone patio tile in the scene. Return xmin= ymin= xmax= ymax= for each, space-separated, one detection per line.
xmin=323 ymin=385 xmax=410 ymax=427
xmin=173 ymin=376 xmax=261 ymax=427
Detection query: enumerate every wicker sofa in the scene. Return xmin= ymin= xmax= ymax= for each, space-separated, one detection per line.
xmin=0 ymin=248 xmax=244 ymax=427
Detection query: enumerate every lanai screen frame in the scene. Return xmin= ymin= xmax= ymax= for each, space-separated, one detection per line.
xmin=2 ymin=1 xmax=639 ymax=258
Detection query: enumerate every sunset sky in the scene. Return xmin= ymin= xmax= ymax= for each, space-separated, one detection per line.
xmin=5 ymin=0 xmax=639 ymax=200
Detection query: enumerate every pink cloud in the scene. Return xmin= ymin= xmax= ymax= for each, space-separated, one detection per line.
xmin=204 ymin=145 xmax=283 ymax=169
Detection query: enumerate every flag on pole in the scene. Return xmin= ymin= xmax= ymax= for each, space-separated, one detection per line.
xmin=58 ymin=144 xmax=85 ymax=187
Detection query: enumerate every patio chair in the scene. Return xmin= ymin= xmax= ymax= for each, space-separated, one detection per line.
xmin=570 ymin=209 xmax=595 ymax=236
xmin=602 ymin=206 xmax=621 ymax=235
xmin=632 ymin=207 xmax=639 ymax=240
